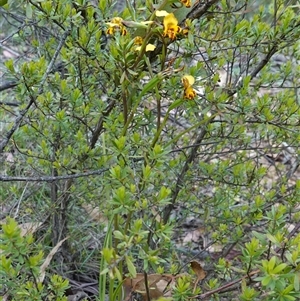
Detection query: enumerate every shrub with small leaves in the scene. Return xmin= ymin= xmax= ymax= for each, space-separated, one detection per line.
xmin=1 ymin=0 xmax=300 ymax=300
xmin=0 ymin=218 xmax=69 ymax=301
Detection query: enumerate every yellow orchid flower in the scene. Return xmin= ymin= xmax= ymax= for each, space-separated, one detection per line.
xmin=106 ymin=17 xmax=127 ymax=36
xmin=134 ymin=36 xmax=156 ymax=52
xmin=163 ymin=13 xmax=182 ymax=40
xmin=184 ymin=85 xmax=197 ymax=99
xmin=182 ymin=75 xmax=196 ymax=100
xmin=134 ymin=36 xmax=143 ymax=46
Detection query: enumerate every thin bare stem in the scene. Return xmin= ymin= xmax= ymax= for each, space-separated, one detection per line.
xmin=0 ymin=168 xmax=109 ymax=182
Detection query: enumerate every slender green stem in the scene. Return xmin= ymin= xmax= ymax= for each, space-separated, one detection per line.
xmin=99 ymin=218 xmax=114 ymax=301
xmin=122 ymin=83 xmax=128 ymax=124
xmin=151 ymin=110 xmax=170 ymax=148
xmin=156 ymin=92 xmax=161 ymax=130
xmin=114 ymin=214 xmax=119 ymax=250
xmin=144 ymin=55 xmax=161 ymax=130
xmin=121 ymin=74 xmax=163 ymax=136
xmin=121 ymin=97 xmax=142 ymax=136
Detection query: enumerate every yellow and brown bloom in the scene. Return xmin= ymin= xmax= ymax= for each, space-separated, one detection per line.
xmin=163 ymin=13 xmax=182 ymax=40
xmin=133 ymin=36 xmax=156 ymax=52
xmin=134 ymin=36 xmax=143 ymax=46
xmin=106 ymin=17 xmax=127 ymax=36
xmin=182 ymin=75 xmax=196 ymax=99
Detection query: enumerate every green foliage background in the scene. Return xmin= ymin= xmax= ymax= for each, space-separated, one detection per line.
xmin=1 ymin=0 xmax=300 ymax=300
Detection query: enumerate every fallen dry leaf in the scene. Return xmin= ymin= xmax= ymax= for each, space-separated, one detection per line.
xmin=67 ymin=292 xmax=88 ymax=301
xmin=123 ymin=273 xmax=176 ymax=301
xmin=182 ymin=229 xmax=202 ymax=244
xmin=190 ymin=261 xmax=206 ymax=281
xmin=82 ymin=203 xmax=108 ymax=225
xmin=0 ymin=219 xmax=42 ymax=237
xmin=38 ymin=236 xmax=69 ymax=283
xmin=190 ymin=260 xmax=207 ymax=292
xmin=18 ymin=222 xmax=43 ymax=237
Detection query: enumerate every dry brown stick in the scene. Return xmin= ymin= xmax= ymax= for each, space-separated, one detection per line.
xmin=185 ymin=0 xmax=220 ymax=21
xmin=163 ymin=126 xmax=208 ymax=224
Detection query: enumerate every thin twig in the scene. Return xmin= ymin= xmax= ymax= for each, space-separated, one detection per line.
xmin=0 ymin=23 xmax=26 ymax=43
xmin=0 ymin=42 xmax=21 ymax=56
xmin=89 ymin=99 xmax=116 ymax=149
xmin=13 ymin=182 xmax=28 ymax=218
xmin=194 ymin=269 xmax=260 ymax=299
xmin=40 ymin=30 xmax=70 ymax=87
xmin=163 ymin=127 xmax=208 ymax=223
xmin=144 ymin=271 xmax=151 ymax=301
xmin=0 ymin=101 xmax=20 ymax=106
xmin=0 ymin=168 xmax=109 ymax=182
xmin=0 ymin=81 xmax=19 ymax=92
xmin=227 ymin=45 xmax=278 ymax=98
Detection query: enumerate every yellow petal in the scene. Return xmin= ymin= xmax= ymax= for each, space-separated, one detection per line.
xmin=163 ymin=13 xmax=178 ymax=27
xmin=106 ymin=22 xmax=120 ymax=27
xmin=122 ymin=20 xmax=153 ymax=29
xmin=182 ymin=75 xmax=195 ymax=85
xmin=182 ymin=77 xmax=190 ymax=89
xmin=141 ymin=21 xmax=154 ymax=25
xmin=135 ymin=44 xmax=156 ymax=52
xmin=156 ymin=10 xmax=170 ymax=17
xmin=111 ymin=17 xmax=123 ymax=25
xmin=145 ymin=44 xmax=156 ymax=51
xmin=106 ymin=27 xmax=115 ymax=35
xmin=121 ymin=28 xmax=127 ymax=36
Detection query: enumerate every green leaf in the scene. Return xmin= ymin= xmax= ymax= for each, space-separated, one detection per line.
xmin=102 ymin=248 xmax=114 ymax=263
xmin=114 ymin=267 xmax=122 ymax=281
xmin=0 ymin=0 xmax=8 ymax=7
xmin=2 ymin=217 xmax=20 ymax=239
xmin=139 ymin=75 xmax=162 ymax=99
xmin=168 ymin=99 xmax=184 ymax=111
xmin=4 ymin=59 xmax=15 ymax=73
xmin=273 ymin=263 xmax=287 ymax=274
xmin=294 ymin=273 xmax=300 ymax=292
xmin=125 ymin=256 xmax=136 ymax=278
xmin=113 ymin=230 xmax=124 ymax=240
xmin=266 ymin=233 xmax=279 ymax=244
xmin=1 ymin=255 xmax=12 ymax=271
xmin=158 ymin=186 xmax=171 ymax=200
xmin=268 ymin=256 xmax=277 ymax=271
xmin=142 ymin=164 xmax=152 ymax=180
xmin=100 ymin=267 xmax=109 ymax=275
xmin=26 ymin=4 xmax=33 ymax=18
xmin=261 ymin=275 xmax=272 ymax=286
